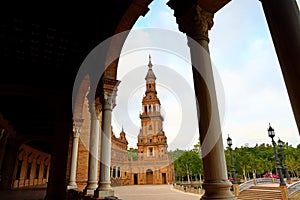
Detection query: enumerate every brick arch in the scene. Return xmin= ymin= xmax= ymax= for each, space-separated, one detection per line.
xmin=73 ymin=74 xmax=90 ymax=120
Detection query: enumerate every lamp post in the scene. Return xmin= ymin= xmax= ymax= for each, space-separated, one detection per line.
xmin=278 ymin=138 xmax=292 ymax=184
xmin=227 ymin=135 xmax=237 ymax=184
xmin=267 ymin=123 xmax=286 ymax=186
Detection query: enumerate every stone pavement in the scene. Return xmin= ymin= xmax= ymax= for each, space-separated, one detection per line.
xmin=0 ymin=184 xmax=201 ymax=200
xmin=114 ymin=184 xmax=201 ymax=200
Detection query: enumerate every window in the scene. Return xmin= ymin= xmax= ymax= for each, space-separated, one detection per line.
xmin=43 ymin=165 xmax=48 ymax=179
xmin=144 ymin=106 xmax=147 ymax=113
xmin=35 ymin=164 xmax=40 ymax=179
xmin=149 ymin=139 xmax=152 ymax=143
xmin=26 ymin=162 xmax=32 ymax=179
xmin=15 ymin=160 xmax=22 ymax=180
xmin=149 ymin=125 xmax=152 ymax=130
xmin=117 ymin=167 xmax=121 ymax=178
xmin=149 ymin=147 xmax=153 ymax=156
xmin=113 ymin=166 xmax=116 ymax=178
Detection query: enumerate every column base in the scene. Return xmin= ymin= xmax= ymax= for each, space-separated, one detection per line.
xmin=67 ymin=184 xmax=77 ymax=190
xmin=83 ymin=182 xmax=98 ymax=195
xmin=201 ymin=180 xmax=237 ymax=200
xmin=94 ymin=182 xmax=114 ymax=199
xmin=94 ymin=189 xmax=115 ymax=199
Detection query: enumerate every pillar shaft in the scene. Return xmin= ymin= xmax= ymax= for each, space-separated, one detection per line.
xmin=95 ymin=94 xmax=114 ymax=198
xmin=167 ymin=1 xmax=235 ymax=199
xmin=84 ymin=100 xmax=101 ymax=195
xmin=260 ymin=0 xmax=300 ymax=133
xmin=67 ymin=119 xmax=83 ymax=189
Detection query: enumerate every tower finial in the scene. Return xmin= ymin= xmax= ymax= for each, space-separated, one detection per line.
xmin=148 ymin=54 xmax=153 ymax=69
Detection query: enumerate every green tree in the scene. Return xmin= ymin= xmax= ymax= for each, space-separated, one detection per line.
xmin=128 ymin=148 xmax=138 ymax=161
xmin=174 ymin=151 xmax=203 ymax=182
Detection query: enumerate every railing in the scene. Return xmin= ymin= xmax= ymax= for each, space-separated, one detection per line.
xmin=238 ymin=178 xmax=279 ymax=193
xmin=288 ymin=180 xmax=300 ymax=196
xmin=239 ymin=179 xmax=255 ymax=192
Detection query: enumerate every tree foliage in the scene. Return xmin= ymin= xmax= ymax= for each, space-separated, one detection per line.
xmin=171 ymin=142 xmax=300 ymax=182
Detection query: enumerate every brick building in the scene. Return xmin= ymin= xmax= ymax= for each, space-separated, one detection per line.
xmin=110 ymin=56 xmax=174 ymax=186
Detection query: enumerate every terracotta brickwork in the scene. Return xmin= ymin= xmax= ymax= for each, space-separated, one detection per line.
xmin=67 ymin=56 xmax=174 ymax=189
xmin=12 ymin=144 xmax=50 ymax=188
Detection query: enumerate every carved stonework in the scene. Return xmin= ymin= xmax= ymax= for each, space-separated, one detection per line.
xmin=103 ymin=78 xmax=120 ymax=109
xmin=88 ymin=98 xmax=102 ymax=120
xmin=168 ymin=2 xmax=214 ymax=42
xmin=73 ymin=118 xmax=84 ymax=138
xmin=103 ymin=93 xmax=114 ymax=111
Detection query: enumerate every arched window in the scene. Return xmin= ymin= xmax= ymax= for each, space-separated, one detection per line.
xmin=113 ymin=166 xmax=116 ymax=178
xmin=149 ymin=147 xmax=153 ymax=156
xmin=15 ymin=160 xmax=22 ymax=180
xmin=43 ymin=165 xmax=48 ymax=179
xmin=35 ymin=164 xmax=40 ymax=179
xmin=117 ymin=167 xmax=121 ymax=178
xmin=26 ymin=162 xmax=32 ymax=179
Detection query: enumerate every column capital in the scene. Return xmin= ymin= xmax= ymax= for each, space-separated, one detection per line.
xmin=103 ymin=78 xmax=120 ymax=95
xmin=72 ymin=118 xmax=84 ymax=138
xmin=167 ymin=1 xmax=214 ymax=43
xmin=88 ymin=98 xmax=102 ymax=120
xmin=102 ymin=78 xmax=121 ymax=109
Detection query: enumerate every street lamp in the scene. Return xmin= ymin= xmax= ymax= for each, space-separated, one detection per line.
xmin=278 ymin=138 xmax=291 ymax=184
xmin=267 ymin=123 xmax=286 ymax=186
xmin=227 ymin=135 xmax=237 ymax=184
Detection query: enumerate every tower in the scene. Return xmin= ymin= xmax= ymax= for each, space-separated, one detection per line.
xmin=137 ymin=55 xmax=168 ymax=161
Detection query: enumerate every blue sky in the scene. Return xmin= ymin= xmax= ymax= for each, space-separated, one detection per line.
xmin=112 ymin=0 xmax=300 ymax=150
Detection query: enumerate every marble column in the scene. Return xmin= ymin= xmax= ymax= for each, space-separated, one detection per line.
xmin=94 ymin=94 xmax=114 ymax=198
xmin=167 ymin=1 xmax=236 ymax=199
xmin=83 ymin=99 xmax=101 ymax=195
xmin=67 ymin=118 xmax=83 ymax=189
xmin=259 ymin=0 xmax=300 ymax=133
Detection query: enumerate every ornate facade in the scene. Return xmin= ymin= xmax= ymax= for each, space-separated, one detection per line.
xmin=111 ymin=56 xmax=174 ymax=186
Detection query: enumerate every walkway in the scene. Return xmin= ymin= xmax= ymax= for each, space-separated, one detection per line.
xmin=114 ymin=184 xmax=201 ymax=200
xmin=0 ymin=184 xmax=201 ymax=200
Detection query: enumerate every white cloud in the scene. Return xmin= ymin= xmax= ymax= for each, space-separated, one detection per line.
xmin=113 ymin=0 xmax=300 ymax=151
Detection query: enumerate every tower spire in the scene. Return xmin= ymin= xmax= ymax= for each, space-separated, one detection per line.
xmin=148 ymin=54 xmax=153 ymax=69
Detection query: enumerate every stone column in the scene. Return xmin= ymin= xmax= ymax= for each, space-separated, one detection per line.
xmin=95 ymin=80 xmax=119 ymax=198
xmin=259 ymin=0 xmax=300 ymax=133
xmin=83 ymin=99 xmax=101 ymax=195
xmin=67 ymin=118 xmax=83 ymax=189
xmin=167 ymin=1 xmax=235 ymax=199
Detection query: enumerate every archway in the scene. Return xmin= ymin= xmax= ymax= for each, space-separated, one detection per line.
xmin=146 ymin=169 xmax=153 ymax=184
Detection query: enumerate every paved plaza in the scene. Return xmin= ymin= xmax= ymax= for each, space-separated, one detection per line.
xmin=0 ymin=184 xmax=201 ymax=200
xmin=114 ymin=184 xmax=201 ymax=200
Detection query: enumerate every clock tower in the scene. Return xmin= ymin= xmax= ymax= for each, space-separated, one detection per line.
xmin=137 ymin=55 xmax=168 ymax=161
